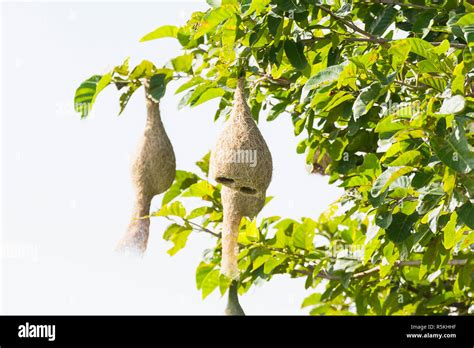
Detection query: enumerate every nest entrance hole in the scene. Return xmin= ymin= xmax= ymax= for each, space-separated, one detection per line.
xmin=239 ymin=187 xmax=257 ymax=195
xmin=216 ymin=177 xmax=235 ymax=185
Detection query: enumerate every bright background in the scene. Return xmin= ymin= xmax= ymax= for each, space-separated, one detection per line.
xmin=0 ymin=0 xmax=342 ymax=314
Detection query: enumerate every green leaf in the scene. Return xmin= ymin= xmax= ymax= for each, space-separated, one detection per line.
xmin=171 ymin=54 xmax=193 ymax=73
xmin=175 ymin=77 xmax=205 ymax=94
xmin=387 ymin=150 xmax=421 ymax=166
xmin=192 ymin=88 xmax=225 ymax=107
xmin=456 ymin=13 xmax=474 ymax=28
xmin=431 ymin=124 xmax=474 ymax=174
xmin=404 ymin=38 xmax=436 ymax=59
xmin=162 ymin=223 xmax=192 ymax=256
xmin=385 ymin=213 xmax=418 ymax=244
xmin=458 ymin=202 xmax=474 ymax=229
xmin=252 ymin=254 xmax=270 ymax=270
xmin=246 ymin=0 xmax=270 ymax=15
xmin=284 ymin=39 xmax=308 ymax=71
xmin=376 ymin=209 xmax=393 ymax=229
xmin=302 ymin=293 xmax=322 ymax=308
xmin=129 ymin=60 xmax=156 ymax=80
xmin=140 ymin=25 xmax=178 ymax=42
xmin=375 ymin=116 xmax=406 ymax=133
xmin=196 ymin=152 xmax=211 ymax=176
xmin=162 ymin=170 xmax=200 ymax=205
xmin=412 ymin=11 xmax=435 ymax=38
xmin=263 ymin=255 xmax=287 ymax=274
xmin=195 ymin=5 xmax=235 ymax=39
xmin=352 ymin=82 xmax=383 ymax=121
xmin=148 ymin=74 xmax=168 ymax=101
xmin=74 ymin=74 xmax=112 ymax=118
xmin=154 ymin=201 xmax=187 ymax=218
xmin=371 ymin=166 xmax=413 ymax=197
xmin=267 ymin=102 xmax=287 ymax=121
xmin=388 ymin=40 xmax=411 ymax=68
xmin=442 ymin=212 xmax=458 ymax=249
xmin=181 ymin=181 xmax=215 ymax=198
xmin=218 ymin=274 xmax=232 ymax=295
xmin=118 ymin=83 xmax=141 ymax=115
xmin=201 ymin=269 xmax=220 ymax=299
xmin=267 ymin=13 xmax=282 ymax=36
xmin=293 ymin=218 xmax=316 ymax=250
xmin=452 ymin=62 xmax=465 ymax=95
xmin=369 ymin=6 xmax=397 ymax=36
xmin=187 ymin=206 xmax=211 ymax=219
xmin=304 ymin=63 xmax=346 ymax=91
xmin=196 ymin=262 xmax=215 ymax=290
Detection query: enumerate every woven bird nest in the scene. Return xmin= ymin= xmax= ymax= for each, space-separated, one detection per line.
xmin=116 ymin=80 xmax=176 ymax=254
xmin=210 ymin=78 xmax=272 ymax=195
xmin=211 ymin=77 xmax=273 ymax=280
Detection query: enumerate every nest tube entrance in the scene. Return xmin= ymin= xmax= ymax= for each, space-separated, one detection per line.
xmin=116 ymin=81 xmax=176 ymax=255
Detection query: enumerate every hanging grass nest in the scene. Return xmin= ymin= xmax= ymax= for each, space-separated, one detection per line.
xmin=210 ymin=77 xmax=273 ymax=281
xmin=116 ymin=80 xmax=176 ymax=255
xmin=210 ymin=78 xmax=272 ymax=196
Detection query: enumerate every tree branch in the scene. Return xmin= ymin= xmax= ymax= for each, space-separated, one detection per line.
xmin=176 ymin=218 xmax=468 ymax=282
xmin=256 ymin=72 xmax=292 ymax=87
xmin=315 ymin=4 xmax=388 ymax=45
xmin=303 ymin=259 xmax=469 ymax=281
xmin=183 ymin=218 xmax=221 ymax=238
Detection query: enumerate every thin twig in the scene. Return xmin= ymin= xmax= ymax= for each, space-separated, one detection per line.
xmin=431 ymin=41 xmax=467 ymax=49
xmin=256 ymin=72 xmax=292 ymax=87
xmin=315 ymin=4 xmax=388 ymax=45
xmin=394 ymin=80 xmax=428 ymax=90
xmin=183 ymin=218 xmax=221 ymax=238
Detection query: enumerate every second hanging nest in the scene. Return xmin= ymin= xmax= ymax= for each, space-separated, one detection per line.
xmin=116 ymin=80 xmax=176 ymax=255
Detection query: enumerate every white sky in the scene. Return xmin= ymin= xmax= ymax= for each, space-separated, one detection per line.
xmin=0 ymin=0 xmax=342 ymax=315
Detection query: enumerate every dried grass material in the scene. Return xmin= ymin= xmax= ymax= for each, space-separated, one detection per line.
xmin=221 ymin=185 xmax=265 ymax=219
xmin=210 ymin=78 xmax=272 ymax=195
xmin=116 ymin=82 xmax=176 ymax=255
xmin=220 ymin=186 xmax=266 ymax=279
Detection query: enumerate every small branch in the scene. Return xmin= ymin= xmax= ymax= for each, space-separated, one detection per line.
xmin=183 ymin=218 xmax=221 ymax=238
xmin=315 ymin=4 xmax=388 ymax=45
xmin=165 ymin=216 xmax=221 ymax=238
xmin=394 ymin=80 xmax=428 ymax=90
xmin=301 ymin=36 xmax=382 ymax=45
xmin=256 ymin=72 xmax=292 ymax=87
xmin=431 ymin=41 xmax=467 ymax=49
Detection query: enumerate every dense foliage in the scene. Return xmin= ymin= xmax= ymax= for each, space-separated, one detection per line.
xmin=75 ymin=0 xmax=474 ymax=314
